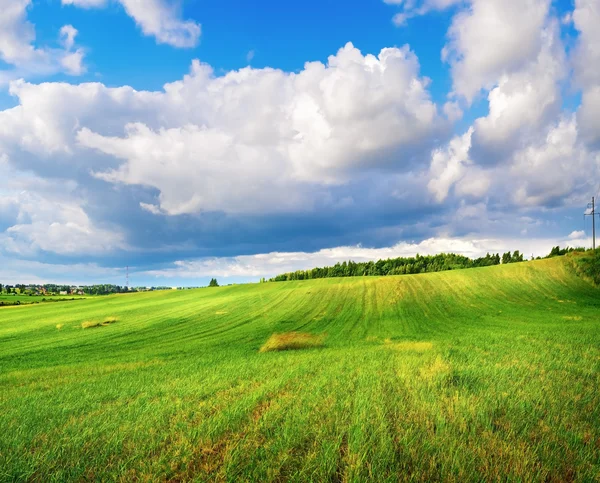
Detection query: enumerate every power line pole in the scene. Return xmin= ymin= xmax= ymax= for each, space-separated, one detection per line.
xmin=585 ymin=197 xmax=599 ymax=251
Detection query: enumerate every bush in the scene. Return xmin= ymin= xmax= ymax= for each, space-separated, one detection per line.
xmin=569 ymin=250 xmax=600 ymax=285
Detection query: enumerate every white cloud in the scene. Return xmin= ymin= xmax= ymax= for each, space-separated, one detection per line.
xmin=246 ymin=50 xmax=255 ymax=63
xmin=428 ymin=127 xmax=477 ymax=202
xmin=510 ymin=116 xmax=598 ymax=207
xmin=143 ymin=234 xmax=587 ymax=279
xmin=59 ymin=25 xmax=78 ymax=50
xmin=0 ymin=162 xmax=126 ymax=256
xmin=0 ymin=257 xmax=121 ymax=285
xmin=430 ymin=115 xmax=600 ymax=209
xmin=470 ymin=21 xmax=565 ymax=157
xmin=61 ymin=0 xmax=108 ymax=7
xmin=62 ymin=0 xmax=201 ymax=48
xmin=443 ymin=100 xmax=463 ymax=122
xmin=569 ymin=230 xmax=585 ymax=240
xmin=573 ymin=0 xmax=600 ymax=148
xmin=61 ymin=49 xmax=86 ymax=75
xmin=0 ymin=1 xmax=86 ymax=83
xmin=443 ymin=0 xmax=551 ymax=102
xmin=384 ymin=0 xmax=462 ymax=25
xmin=0 ymin=42 xmax=440 ymax=215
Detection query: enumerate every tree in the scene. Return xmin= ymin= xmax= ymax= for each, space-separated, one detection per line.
xmin=511 ymin=250 xmax=524 ymax=263
xmin=208 ymin=278 xmax=219 ymax=287
xmin=502 ymin=252 xmax=512 ymax=264
xmin=0 ymin=283 xmax=3 ymax=293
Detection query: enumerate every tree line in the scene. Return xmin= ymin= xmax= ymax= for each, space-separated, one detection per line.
xmin=269 ymin=249 xmax=557 ymax=282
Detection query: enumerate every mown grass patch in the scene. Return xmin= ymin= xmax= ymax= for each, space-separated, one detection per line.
xmin=81 ymin=316 xmax=119 ymax=329
xmin=259 ymin=332 xmax=325 ymax=352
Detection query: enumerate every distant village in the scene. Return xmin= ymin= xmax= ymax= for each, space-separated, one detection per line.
xmin=0 ymin=284 xmax=202 ymax=297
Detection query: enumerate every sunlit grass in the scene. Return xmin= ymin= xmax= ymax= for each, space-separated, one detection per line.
xmin=0 ymin=254 xmax=599 ymax=481
xmin=259 ymin=332 xmax=325 ymax=352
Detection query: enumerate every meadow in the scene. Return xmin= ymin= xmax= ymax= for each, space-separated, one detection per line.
xmin=0 ymin=255 xmax=599 ymax=481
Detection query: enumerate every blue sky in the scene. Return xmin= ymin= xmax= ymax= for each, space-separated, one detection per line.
xmin=0 ymin=0 xmax=599 ymax=287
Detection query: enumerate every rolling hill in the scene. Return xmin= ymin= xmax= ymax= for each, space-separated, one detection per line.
xmin=1 ymin=255 xmax=599 ymax=481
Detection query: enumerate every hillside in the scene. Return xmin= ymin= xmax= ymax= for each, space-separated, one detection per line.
xmin=1 ymin=255 xmax=599 ymax=481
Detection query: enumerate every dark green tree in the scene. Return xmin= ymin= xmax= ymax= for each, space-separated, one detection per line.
xmin=208 ymin=278 xmax=219 ymax=287
xmin=511 ymin=250 xmax=524 ymax=263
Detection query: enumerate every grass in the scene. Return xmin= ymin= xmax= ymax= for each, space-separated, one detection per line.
xmin=81 ymin=316 xmax=119 ymax=329
xmin=0 ymin=255 xmax=599 ymax=481
xmin=259 ymin=332 xmax=325 ymax=352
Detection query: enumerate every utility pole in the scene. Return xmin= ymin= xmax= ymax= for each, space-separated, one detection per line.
xmin=585 ymin=197 xmax=600 ymax=251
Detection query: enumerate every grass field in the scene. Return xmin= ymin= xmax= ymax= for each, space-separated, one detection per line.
xmin=1 ymin=255 xmax=599 ymax=481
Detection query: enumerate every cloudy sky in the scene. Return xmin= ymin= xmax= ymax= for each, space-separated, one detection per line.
xmin=0 ymin=0 xmax=598 ymax=286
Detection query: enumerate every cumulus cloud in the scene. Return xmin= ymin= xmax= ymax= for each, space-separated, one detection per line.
xmin=0 ymin=43 xmax=443 ymax=215
xmin=424 ymin=0 xmax=600 ymax=213
xmin=469 ymin=20 xmax=566 ymax=162
xmin=59 ymin=25 xmax=78 ymax=50
xmin=428 ymin=128 xmax=491 ymax=202
xmin=443 ymin=0 xmax=551 ymax=102
xmin=429 ymin=116 xmax=600 ymax=209
xmin=510 ymin=116 xmax=598 ymax=207
xmin=0 ymin=1 xmax=86 ymax=83
xmin=573 ymin=0 xmax=600 ymax=149
xmin=0 ymin=162 xmax=126 ymax=256
xmin=62 ymin=0 xmax=201 ymax=48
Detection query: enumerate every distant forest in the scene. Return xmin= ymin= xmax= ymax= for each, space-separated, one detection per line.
xmin=270 ymin=247 xmax=583 ymax=282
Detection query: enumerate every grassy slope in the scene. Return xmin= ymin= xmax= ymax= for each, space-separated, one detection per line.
xmin=0 ymin=257 xmax=599 ymax=481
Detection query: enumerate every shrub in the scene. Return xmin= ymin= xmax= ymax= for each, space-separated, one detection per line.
xmin=259 ymin=332 xmax=325 ymax=352
xmin=569 ymin=250 xmax=600 ymax=285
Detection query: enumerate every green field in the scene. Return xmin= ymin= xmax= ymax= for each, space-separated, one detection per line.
xmin=1 ymin=256 xmax=599 ymax=481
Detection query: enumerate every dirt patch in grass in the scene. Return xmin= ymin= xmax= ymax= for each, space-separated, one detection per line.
xmin=81 ymin=316 xmax=119 ymax=329
xmin=259 ymin=332 xmax=325 ymax=352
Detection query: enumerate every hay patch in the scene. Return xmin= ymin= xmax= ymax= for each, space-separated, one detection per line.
xmin=259 ymin=332 xmax=325 ymax=353
xmin=81 ymin=317 xmax=119 ymax=329
xmin=215 ymin=311 xmax=228 ymax=315
xmin=56 ymin=324 xmax=64 ymax=330
xmin=384 ymin=339 xmax=433 ymax=352
xmin=563 ymin=316 xmax=583 ymax=321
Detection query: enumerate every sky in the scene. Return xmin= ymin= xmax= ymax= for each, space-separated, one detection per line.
xmin=0 ymin=0 xmax=599 ymax=287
